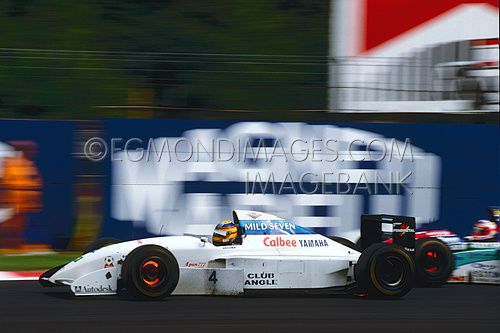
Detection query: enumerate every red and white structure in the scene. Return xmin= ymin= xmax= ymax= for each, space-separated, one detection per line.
xmin=328 ymin=0 xmax=499 ymax=112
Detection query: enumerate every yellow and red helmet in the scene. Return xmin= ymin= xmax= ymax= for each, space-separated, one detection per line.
xmin=212 ymin=220 xmax=238 ymax=246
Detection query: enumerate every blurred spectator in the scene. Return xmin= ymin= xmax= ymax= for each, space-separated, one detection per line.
xmin=0 ymin=141 xmax=42 ymax=250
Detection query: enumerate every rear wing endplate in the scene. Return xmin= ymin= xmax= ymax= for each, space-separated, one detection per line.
xmin=360 ymin=214 xmax=416 ymax=256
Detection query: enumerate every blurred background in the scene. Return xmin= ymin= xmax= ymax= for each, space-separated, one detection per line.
xmin=0 ymin=0 xmax=498 ymax=271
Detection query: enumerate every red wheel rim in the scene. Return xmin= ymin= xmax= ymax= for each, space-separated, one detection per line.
xmin=140 ymin=258 xmax=164 ymax=286
xmin=423 ymin=250 xmax=441 ymax=273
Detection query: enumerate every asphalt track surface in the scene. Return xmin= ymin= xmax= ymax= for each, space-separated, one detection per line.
xmin=0 ymin=282 xmax=498 ymax=333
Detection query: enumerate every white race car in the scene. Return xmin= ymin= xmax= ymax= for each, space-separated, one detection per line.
xmin=40 ymin=210 xmax=416 ymax=299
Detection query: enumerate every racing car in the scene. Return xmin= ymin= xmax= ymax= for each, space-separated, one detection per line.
xmin=339 ymin=206 xmax=500 ymax=287
xmin=40 ymin=210 xmax=417 ymax=300
xmin=416 ymin=207 xmax=500 ymax=285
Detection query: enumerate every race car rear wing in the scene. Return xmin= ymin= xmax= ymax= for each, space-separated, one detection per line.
xmin=359 ymin=214 xmax=416 ymax=256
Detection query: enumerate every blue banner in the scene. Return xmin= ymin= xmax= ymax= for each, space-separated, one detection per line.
xmin=102 ymin=120 xmax=499 ymax=240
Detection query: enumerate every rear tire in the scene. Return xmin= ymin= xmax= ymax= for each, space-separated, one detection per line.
xmin=415 ymin=237 xmax=454 ymax=287
xmin=83 ymin=237 xmax=121 ymax=254
xmin=355 ymin=243 xmax=415 ymax=299
xmin=121 ymin=245 xmax=179 ymax=300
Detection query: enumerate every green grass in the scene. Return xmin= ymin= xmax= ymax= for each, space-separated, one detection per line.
xmin=0 ymin=252 xmax=81 ymax=271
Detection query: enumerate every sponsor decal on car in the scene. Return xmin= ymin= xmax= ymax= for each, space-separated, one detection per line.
xmin=419 ymin=230 xmax=455 ymax=237
xmin=298 ymin=239 xmax=329 ymax=247
xmin=393 ymin=223 xmax=415 ymax=237
xmin=245 ymin=272 xmax=277 ymax=286
xmin=263 ymin=236 xmax=297 ymax=247
xmin=104 ymin=256 xmax=114 ymax=268
xmin=244 ymin=221 xmax=297 ymax=232
xmin=74 ymin=285 xmax=114 ymax=293
xmin=471 ymin=270 xmax=500 ymax=279
xmin=247 ymin=211 xmax=262 ymax=219
xmin=184 ymin=261 xmax=206 ymax=268
xmin=239 ymin=219 xmax=314 ymax=235
xmin=471 ymin=263 xmax=497 ymax=270
xmin=467 ymin=242 xmax=500 ymax=249
xmin=263 ymin=236 xmax=329 ymax=248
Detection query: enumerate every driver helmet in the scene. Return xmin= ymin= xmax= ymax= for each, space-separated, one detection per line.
xmin=212 ymin=220 xmax=238 ymax=246
xmin=464 ymin=219 xmax=498 ymax=242
xmin=488 ymin=206 xmax=500 ymax=223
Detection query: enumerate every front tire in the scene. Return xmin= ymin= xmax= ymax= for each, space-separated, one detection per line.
xmin=355 ymin=243 xmax=415 ymax=299
xmin=415 ymin=237 xmax=454 ymax=287
xmin=121 ymin=245 xmax=179 ymax=300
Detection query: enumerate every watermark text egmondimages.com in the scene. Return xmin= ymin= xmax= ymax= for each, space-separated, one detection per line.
xmin=83 ymin=137 xmax=414 ymax=195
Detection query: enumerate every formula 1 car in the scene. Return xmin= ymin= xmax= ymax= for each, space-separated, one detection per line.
xmin=411 ymin=207 xmax=500 ymax=285
xmin=358 ymin=207 xmax=500 ymax=287
xmin=401 ymin=232 xmax=499 ymax=286
xmin=40 ymin=211 xmax=417 ymax=300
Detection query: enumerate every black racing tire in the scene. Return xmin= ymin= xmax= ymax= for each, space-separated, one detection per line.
xmin=328 ymin=236 xmax=360 ymax=251
xmin=121 ymin=245 xmax=179 ymax=300
xmin=415 ymin=237 xmax=454 ymax=287
xmin=83 ymin=237 xmax=121 ymax=254
xmin=355 ymin=243 xmax=415 ymax=299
